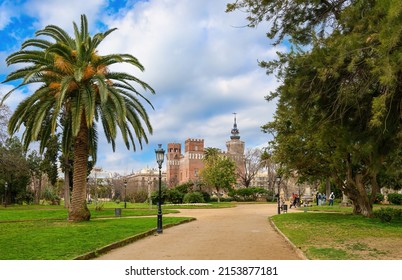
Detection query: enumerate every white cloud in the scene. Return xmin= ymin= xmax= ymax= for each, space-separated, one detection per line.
xmin=0 ymin=2 xmax=13 ymax=30
xmin=1 ymin=0 xmax=280 ymax=174
xmin=91 ymin=0 xmax=279 ymax=172
xmin=23 ymin=0 xmax=107 ymax=31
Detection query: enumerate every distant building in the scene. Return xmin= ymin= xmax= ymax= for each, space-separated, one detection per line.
xmin=126 ymin=167 xmax=167 ymax=194
xmin=166 ymin=114 xmax=245 ymax=187
xmin=250 ymin=171 xmax=270 ymax=189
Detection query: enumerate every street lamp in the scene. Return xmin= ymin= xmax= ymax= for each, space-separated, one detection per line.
xmin=155 ymin=144 xmax=165 ymax=234
xmin=124 ymin=179 xmax=127 ymax=209
xmin=4 ymin=182 xmax=7 ymax=208
xmin=276 ymin=176 xmax=281 ymax=214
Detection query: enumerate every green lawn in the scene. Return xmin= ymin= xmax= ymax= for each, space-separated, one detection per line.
xmin=0 ymin=217 xmax=191 ymax=259
xmin=0 ymin=204 xmax=191 ymax=259
xmin=0 ymin=206 xmax=178 ymax=221
xmin=271 ymin=210 xmax=402 ymax=260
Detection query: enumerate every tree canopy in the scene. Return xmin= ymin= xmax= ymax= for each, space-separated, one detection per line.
xmin=2 ymin=15 xmax=155 ymax=221
xmin=228 ymin=0 xmax=402 ymax=217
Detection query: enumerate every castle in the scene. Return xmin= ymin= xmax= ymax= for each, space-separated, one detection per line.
xmin=166 ymin=114 xmax=245 ymax=187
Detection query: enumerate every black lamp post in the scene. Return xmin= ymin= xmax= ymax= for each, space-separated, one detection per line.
xmin=124 ymin=180 xmax=127 ymax=209
xmin=4 ymin=182 xmax=7 ymax=208
xmin=276 ymin=176 xmax=281 ymax=214
xmin=155 ymin=144 xmax=165 ymax=234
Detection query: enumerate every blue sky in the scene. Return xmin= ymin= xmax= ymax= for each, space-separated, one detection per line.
xmin=0 ymin=0 xmax=284 ymax=173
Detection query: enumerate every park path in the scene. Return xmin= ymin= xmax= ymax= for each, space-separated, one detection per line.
xmin=95 ymin=203 xmax=304 ymax=260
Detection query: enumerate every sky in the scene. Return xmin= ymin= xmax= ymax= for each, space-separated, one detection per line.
xmin=0 ymin=0 xmax=284 ymax=174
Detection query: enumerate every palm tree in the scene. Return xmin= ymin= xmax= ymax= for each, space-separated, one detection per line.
xmin=2 ymin=15 xmax=155 ymax=221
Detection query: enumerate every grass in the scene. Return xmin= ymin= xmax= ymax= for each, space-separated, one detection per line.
xmin=0 ymin=206 xmax=179 ymax=221
xmin=271 ymin=210 xmax=402 ymax=260
xmin=0 ymin=201 xmax=234 ymax=259
xmin=0 ymin=217 xmax=191 ymax=259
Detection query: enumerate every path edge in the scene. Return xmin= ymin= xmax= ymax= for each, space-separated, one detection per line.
xmin=74 ymin=217 xmax=196 ymax=260
xmin=268 ymin=217 xmax=308 ymax=260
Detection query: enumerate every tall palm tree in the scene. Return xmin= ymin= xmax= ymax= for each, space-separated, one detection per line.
xmin=2 ymin=15 xmax=155 ymax=221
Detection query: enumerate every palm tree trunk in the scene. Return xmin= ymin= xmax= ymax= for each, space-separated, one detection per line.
xmin=64 ymin=165 xmax=70 ymax=208
xmin=68 ymin=114 xmax=91 ymax=221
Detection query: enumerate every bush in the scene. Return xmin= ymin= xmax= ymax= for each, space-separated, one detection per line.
xmin=374 ymin=207 xmax=402 ymax=222
xmin=374 ymin=193 xmax=384 ymax=204
xmin=387 ymin=193 xmax=402 ymax=205
xmin=42 ymin=187 xmax=60 ymax=205
xmin=183 ymin=192 xmax=205 ymax=203
xmin=166 ymin=188 xmax=184 ymax=204
xmin=201 ymin=191 xmax=211 ymax=202
xmin=174 ymin=182 xmax=193 ymax=194
xmin=231 ymin=187 xmax=268 ymax=201
xmin=129 ymin=190 xmax=148 ymax=203
xmin=94 ymin=201 xmax=104 ymax=211
xmin=15 ymin=191 xmax=34 ymax=205
xmin=151 ymin=187 xmax=168 ymax=205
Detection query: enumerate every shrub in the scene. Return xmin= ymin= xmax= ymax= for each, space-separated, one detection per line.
xmin=94 ymin=201 xmax=104 ymax=211
xmin=201 ymin=191 xmax=211 ymax=202
xmin=231 ymin=187 xmax=268 ymax=201
xmin=15 ymin=190 xmax=34 ymax=205
xmin=129 ymin=190 xmax=148 ymax=203
xmin=374 ymin=207 xmax=402 ymax=223
xmin=374 ymin=193 xmax=384 ymax=204
xmin=167 ymin=188 xmax=184 ymax=204
xmin=387 ymin=193 xmax=402 ymax=205
xmin=151 ymin=187 xmax=168 ymax=205
xmin=183 ymin=192 xmax=205 ymax=203
xmin=42 ymin=187 xmax=60 ymax=205
xmin=210 ymin=197 xmax=234 ymax=202
xmin=174 ymin=182 xmax=193 ymax=194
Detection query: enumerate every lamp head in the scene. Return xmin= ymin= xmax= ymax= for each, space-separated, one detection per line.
xmin=155 ymin=144 xmax=165 ymax=168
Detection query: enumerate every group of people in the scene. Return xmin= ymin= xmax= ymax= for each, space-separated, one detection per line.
xmin=284 ymin=191 xmax=335 ymax=210
xmin=316 ymin=192 xmax=335 ymax=206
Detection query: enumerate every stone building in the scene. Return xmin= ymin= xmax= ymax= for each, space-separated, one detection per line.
xmin=166 ymin=114 xmax=245 ymax=187
xmin=126 ymin=167 xmax=167 ymax=194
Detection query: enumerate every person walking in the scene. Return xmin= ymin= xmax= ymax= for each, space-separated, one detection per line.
xmin=329 ymin=192 xmax=335 ymax=206
xmin=290 ymin=193 xmax=297 ymax=208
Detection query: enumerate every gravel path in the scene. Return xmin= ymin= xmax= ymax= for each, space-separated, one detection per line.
xmin=95 ymin=203 xmax=304 ymax=260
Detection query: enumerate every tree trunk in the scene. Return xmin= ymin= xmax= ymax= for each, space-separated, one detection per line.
xmin=347 ymin=173 xmax=373 ymax=217
xmin=68 ymin=114 xmax=90 ymax=221
xmin=326 ymin=177 xmax=331 ymax=199
xmin=344 ymin=156 xmax=374 ymax=217
xmin=64 ymin=165 xmax=70 ymax=208
xmin=32 ymin=175 xmax=39 ymax=204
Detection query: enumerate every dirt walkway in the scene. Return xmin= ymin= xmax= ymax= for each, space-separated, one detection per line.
xmin=95 ymin=204 xmax=304 ymax=260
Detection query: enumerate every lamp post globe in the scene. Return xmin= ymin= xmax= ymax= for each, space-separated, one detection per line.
xmin=155 ymin=144 xmax=165 ymax=234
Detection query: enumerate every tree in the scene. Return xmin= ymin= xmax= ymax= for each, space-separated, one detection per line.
xmin=238 ymin=148 xmax=263 ymax=187
xmin=226 ymin=0 xmax=352 ymax=45
xmin=260 ymin=147 xmax=280 ymax=198
xmin=2 ymin=15 xmax=155 ymax=221
xmin=200 ymin=147 xmax=237 ymax=202
xmin=41 ymin=135 xmax=59 ymax=187
xmin=228 ymin=0 xmax=402 ymax=217
xmin=0 ymin=137 xmax=31 ymax=205
xmin=26 ymin=150 xmax=44 ymax=204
